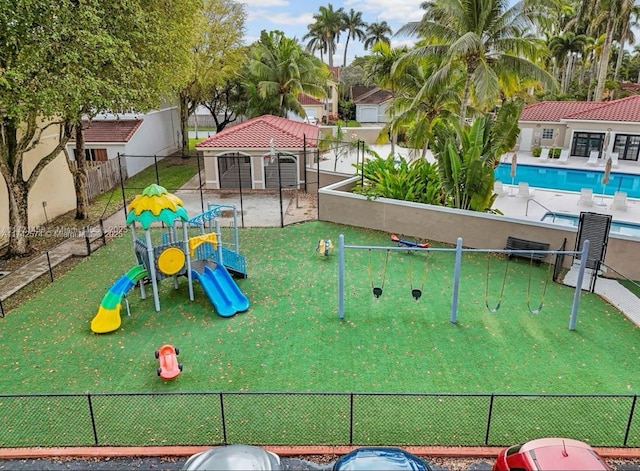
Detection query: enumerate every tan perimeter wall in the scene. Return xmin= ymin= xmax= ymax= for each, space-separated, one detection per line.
xmin=318 ymin=178 xmax=640 ymax=280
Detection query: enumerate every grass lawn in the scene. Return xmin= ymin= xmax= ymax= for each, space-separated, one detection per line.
xmin=1 ymin=221 xmax=638 ymax=396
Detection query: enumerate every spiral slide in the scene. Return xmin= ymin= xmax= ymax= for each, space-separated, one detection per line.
xmin=91 ymin=265 xmax=148 ymax=333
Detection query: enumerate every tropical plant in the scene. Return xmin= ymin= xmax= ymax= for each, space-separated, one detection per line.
xmin=245 ymin=30 xmax=328 ymax=118
xmin=430 ymin=100 xmax=523 ymax=212
xmin=341 ymin=8 xmax=367 ymax=67
xmin=363 ymin=21 xmax=392 ymax=50
xmin=353 ymin=155 xmax=443 ymax=205
xmin=398 ymin=0 xmax=555 ymax=121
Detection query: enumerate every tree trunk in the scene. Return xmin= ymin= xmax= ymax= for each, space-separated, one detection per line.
xmin=460 ymin=72 xmax=472 ymax=125
xmin=614 ymin=38 xmax=625 ymax=81
xmin=595 ymin=15 xmax=614 ymax=100
xmin=73 ymin=122 xmax=90 ymax=220
xmin=6 ymin=179 xmax=30 ymax=256
xmin=343 ymin=35 xmax=351 ymax=67
xmin=179 ymin=92 xmax=190 ymax=156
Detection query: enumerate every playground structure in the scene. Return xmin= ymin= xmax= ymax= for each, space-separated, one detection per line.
xmin=91 ymin=184 xmax=249 ymax=334
xmin=337 ymin=234 xmax=591 ymax=330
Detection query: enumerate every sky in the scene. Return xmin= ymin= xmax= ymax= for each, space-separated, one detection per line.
xmin=239 ymin=0 xmax=425 ymax=66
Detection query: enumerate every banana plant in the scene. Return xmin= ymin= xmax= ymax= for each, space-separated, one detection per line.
xmin=431 ymin=100 xmax=523 ymax=211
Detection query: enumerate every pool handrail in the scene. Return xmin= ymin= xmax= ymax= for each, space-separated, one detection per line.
xmin=525 ymin=198 xmax=560 ymax=221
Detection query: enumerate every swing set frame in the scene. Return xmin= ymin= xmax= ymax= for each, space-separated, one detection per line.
xmin=337 ymin=234 xmax=591 ymax=331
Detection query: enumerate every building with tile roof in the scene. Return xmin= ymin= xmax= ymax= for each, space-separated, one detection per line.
xmin=196 ymin=115 xmax=320 ymax=190
xmin=518 ymin=96 xmax=640 ymax=163
xmin=66 ymin=104 xmax=182 ymax=177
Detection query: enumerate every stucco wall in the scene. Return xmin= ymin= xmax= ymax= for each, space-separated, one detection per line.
xmin=318 ymin=178 xmax=640 ymax=279
xmin=1 ymin=121 xmax=76 ymax=245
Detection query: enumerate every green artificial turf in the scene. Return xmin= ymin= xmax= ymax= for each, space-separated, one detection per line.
xmin=1 ymin=221 xmax=638 ymax=397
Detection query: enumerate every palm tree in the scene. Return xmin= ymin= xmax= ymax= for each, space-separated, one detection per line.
xmin=387 ymin=55 xmax=462 ymax=159
xmin=309 ymin=3 xmax=344 ymax=67
xmin=613 ymin=4 xmax=640 ymax=81
xmin=549 ymin=32 xmax=588 ymax=93
xmin=363 ymin=21 xmax=392 ymax=50
xmin=341 ymin=8 xmax=367 ymax=67
xmin=246 ymin=30 xmax=328 ymax=117
xmin=365 ymin=42 xmax=407 ymax=156
xmin=303 ymin=22 xmax=326 ymax=63
xmin=398 ymin=0 xmax=555 ymax=122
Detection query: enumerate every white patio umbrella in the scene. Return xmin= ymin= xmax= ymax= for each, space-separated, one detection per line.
xmin=601 ymin=131 xmax=611 ymax=164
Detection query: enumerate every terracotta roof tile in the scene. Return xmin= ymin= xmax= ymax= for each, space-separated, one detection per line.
xmin=298 ymin=93 xmax=323 ymax=105
xmin=520 ymin=101 xmax=603 ymax=122
xmin=564 ymin=95 xmax=640 ymax=122
xmin=80 ymin=119 xmax=143 ymax=142
xmin=196 ymin=115 xmax=319 ymax=150
xmin=520 ymin=95 xmax=640 ymax=122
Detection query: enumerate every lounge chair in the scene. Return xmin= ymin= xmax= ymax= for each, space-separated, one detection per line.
xmin=586 ymin=150 xmax=599 ymax=166
xmin=494 ymin=180 xmax=505 ymax=196
xmin=517 ymin=182 xmax=535 ymax=199
xmin=578 ymin=188 xmax=593 ymax=207
xmin=538 ymin=147 xmax=550 ymax=163
xmin=611 ymin=191 xmax=628 ymax=211
xmin=610 ymin=152 xmax=619 ymax=167
xmin=557 ymin=149 xmax=569 ymax=164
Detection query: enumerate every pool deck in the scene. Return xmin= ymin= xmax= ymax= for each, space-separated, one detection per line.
xmin=492 ymin=152 xmax=640 ymax=226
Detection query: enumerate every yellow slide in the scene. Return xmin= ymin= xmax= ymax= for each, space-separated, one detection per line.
xmin=91 ymin=305 xmax=123 ymax=334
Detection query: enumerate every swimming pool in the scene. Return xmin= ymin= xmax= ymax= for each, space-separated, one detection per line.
xmin=541 ymin=212 xmax=640 ymax=237
xmin=495 ymin=163 xmax=640 ymax=197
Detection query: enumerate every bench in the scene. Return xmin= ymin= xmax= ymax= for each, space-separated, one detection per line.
xmin=505 ymin=236 xmax=549 ymax=264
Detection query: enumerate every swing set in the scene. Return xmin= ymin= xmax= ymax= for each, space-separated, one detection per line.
xmin=337 ymin=234 xmax=591 ymax=331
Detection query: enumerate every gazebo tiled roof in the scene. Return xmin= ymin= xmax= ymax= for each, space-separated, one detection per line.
xmin=196 ymin=115 xmax=319 ymax=150
xmin=520 ymin=95 xmax=640 ymax=123
xmin=78 ymin=119 xmax=143 ymax=142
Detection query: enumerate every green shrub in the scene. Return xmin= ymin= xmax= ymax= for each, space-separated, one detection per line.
xmin=532 ymin=146 xmax=541 ymax=157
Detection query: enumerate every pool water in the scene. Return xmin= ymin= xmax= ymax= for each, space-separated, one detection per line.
xmin=541 ymin=212 xmax=640 ymax=238
xmin=495 ymin=163 xmax=640 ymax=197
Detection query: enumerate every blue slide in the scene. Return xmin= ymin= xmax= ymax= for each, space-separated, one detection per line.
xmin=191 ymin=264 xmax=250 ymax=317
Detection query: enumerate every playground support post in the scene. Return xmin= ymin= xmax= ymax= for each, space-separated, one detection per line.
xmin=569 ymin=239 xmax=590 ymax=330
xmin=450 ymin=237 xmax=463 ymax=324
xmin=145 ymin=230 xmax=161 ymax=312
xmin=118 ymin=153 xmax=127 ymax=222
xmin=338 ymin=234 xmax=345 ymax=319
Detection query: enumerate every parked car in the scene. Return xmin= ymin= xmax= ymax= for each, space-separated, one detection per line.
xmin=333 ymin=447 xmax=431 ymax=470
xmin=182 ymin=444 xmax=282 ymax=470
xmin=492 ymin=437 xmax=611 ymax=471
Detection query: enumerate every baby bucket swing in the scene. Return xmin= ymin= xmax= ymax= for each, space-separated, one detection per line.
xmin=368 ymin=248 xmax=390 ymax=298
xmin=408 ymin=252 xmax=429 ymax=301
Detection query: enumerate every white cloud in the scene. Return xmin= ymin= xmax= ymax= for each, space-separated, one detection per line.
xmin=240 ymin=0 xmax=289 ymax=6
xmin=344 ymin=0 xmax=424 ymax=25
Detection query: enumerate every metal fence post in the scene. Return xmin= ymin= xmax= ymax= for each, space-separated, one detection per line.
xmin=484 ymin=394 xmax=495 ymax=445
xmin=84 ymin=227 xmax=92 ymax=256
xmin=87 ymin=393 xmax=99 ymax=445
xmin=623 ymin=395 xmax=637 ymax=446
xmin=277 ymin=153 xmax=284 ymax=228
xmin=154 ymin=154 xmax=160 ymax=186
xmin=349 ymin=393 xmax=354 ymax=445
xmin=99 ymin=219 xmax=106 ymax=247
xmin=219 ymin=392 xmax=228 ymax=444
xmin=197 ymin=154 xmax=204 ymax=214
xmin=46 ymin=252 xmax=54 ymax=282
xmin=118 ymin=153 xmax=127 ymax=222
xmin=0 ymin=297 xmax=5 ymax=318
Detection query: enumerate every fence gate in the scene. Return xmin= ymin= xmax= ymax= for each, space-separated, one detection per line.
xmin=218 ymin=153 xmax=252 ymax=190
xmin=575 ymin=211 xmax=612 ymax=291
xmin=265 ymin=154 xmax=298 ymax=189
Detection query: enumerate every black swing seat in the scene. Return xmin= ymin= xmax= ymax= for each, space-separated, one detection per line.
xmin=505 ymin=236 xmax=549 ymax=264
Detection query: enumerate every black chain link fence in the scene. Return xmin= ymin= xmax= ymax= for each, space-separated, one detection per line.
xmin=0 ymin=392 xmax=638 ymax=448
